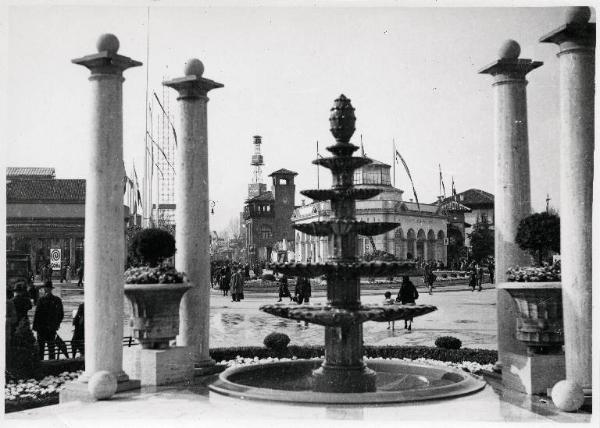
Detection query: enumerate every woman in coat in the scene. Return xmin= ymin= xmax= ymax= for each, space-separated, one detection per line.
xmin=230 ymin=267 xmax=244 ymax=302
xmin=397 ymin=276 xmax=419 ymax=330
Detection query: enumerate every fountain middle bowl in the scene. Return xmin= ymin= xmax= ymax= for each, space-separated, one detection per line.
xmin=209 ymin=359 xmax=486 ymax=404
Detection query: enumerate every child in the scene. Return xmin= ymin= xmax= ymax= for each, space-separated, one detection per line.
xmin=383 ymin=291 xmax=395 ymax=330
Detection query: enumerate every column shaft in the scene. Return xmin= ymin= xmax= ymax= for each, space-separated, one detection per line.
xmin=83 ymin=74 xmax=127 ymax=380
xmin=558 ymin=47 xmax=594 ymax=391
xmin=175 ymin=97 xmax=212 ymax=364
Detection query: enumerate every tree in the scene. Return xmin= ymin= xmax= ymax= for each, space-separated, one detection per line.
xmin=446 ymin=224 xmax=465 ymax=265
xmin=129 ymin=228 xmax=176 ymax=267
xmin=516 ymin=212 xmax=560 ymax=265
xmin=468 ymin=218 xmax=494 ymax=263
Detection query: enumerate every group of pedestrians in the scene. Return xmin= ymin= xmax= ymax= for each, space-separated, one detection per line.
xmin=275 ymin=275 xmax=312 ymax=304
xmin=39 ymin=263 xmax=84 ymax=287
xmin=383 ymin=276 xmax=419 ymax=331
xmin=6 ymin=278 xmax=85 ymax=361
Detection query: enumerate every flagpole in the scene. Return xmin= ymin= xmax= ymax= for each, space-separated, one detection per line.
xmin=316 ymin=140 xmax=320 ymax=190
xmin=392 ymin=139 xmax=396 ymax=188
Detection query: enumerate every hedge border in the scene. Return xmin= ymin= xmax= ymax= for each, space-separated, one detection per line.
xmin=209 ymin=345 xmax=497 ymax=365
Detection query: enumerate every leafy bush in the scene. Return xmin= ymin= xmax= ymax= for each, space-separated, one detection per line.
xmin=209 ymin=345 xmax=497 ymax=365
xmin=6 ymin=319 xmax=40 ymax=381
xmin=434 ymin=336 xmax=462 ymax=350
xmin=506 ymin=262 xmax=561 ymax=282
xmin=263 ymin=333 xmax=291 ymax=352
xmin=516 ymin=212 xmax=560 ymax=265
xmin=130 ymin=228 xmax=176 ymax=267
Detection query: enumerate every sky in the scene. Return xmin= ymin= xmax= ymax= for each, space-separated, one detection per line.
xmin=4 ymin=1 xmax=592 ymax=232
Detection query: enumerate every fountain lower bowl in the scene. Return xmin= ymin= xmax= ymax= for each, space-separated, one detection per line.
xmin=209 ymin=359 xmax=486 ymax=404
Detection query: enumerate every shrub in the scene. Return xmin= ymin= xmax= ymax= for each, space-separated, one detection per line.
xmin=516 ymin=212 xmax=560 ymax=265
xmin=6 ymin=319 xmax=40 ymax=381
xmin=130 ymin=228 xmax=176 ymax=267
xmin=263 ymin=333 xmax=291 ymax=352
xmin=434 ymin=336 xmax=462 ymax=350
xmin=210 ymin=345 xmax=497 ymax=365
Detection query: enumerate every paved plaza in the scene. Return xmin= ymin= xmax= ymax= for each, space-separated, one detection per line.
xmin=52 ymin=282 xmax=497 ymax=352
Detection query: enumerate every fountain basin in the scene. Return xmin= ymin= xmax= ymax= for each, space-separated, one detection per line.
xmin=209 ymin=359 xmax=486 ymax=404
xmin=260 ymin=303 xmax=437 ymax=327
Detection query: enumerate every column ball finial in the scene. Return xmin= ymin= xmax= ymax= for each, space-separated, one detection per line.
xmin=184 ymin=58 xmax=205 ymax=77
xmin=565 ymin=6 xmax=591 ymax=24
xmin=96 ymin=33 xmax=120 ymax=54
xmin=498 ymin=39 xmax=521 ymax=59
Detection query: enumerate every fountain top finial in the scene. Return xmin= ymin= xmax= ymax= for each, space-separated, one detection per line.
xmin=329 ymin=94 xmax=356 ymax=144
xmin=96 ymin=33 xmax=120 ymax=54
xmin=184 ymin=58 xmax=205 ymax=77
xmin=498 ymin=39 xmax=521 ymax=59
xmin=565 ymin=6 xmax=591 ymax=24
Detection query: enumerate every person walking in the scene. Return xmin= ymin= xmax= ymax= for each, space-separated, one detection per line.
xmin=423 ymin=263 xmax=436 ymax=295
xmin=277 ymin=275 xmax=292 ymax=302
xmin=397 ymin=276 xmax=419 ymax=330
xmin=220 ymin=265 xmax=231 ymax=296
xmin=230 ymin=267 xmax=244 ymax=302
xmin=71 ymin=302 xmax=84 ymax=358
xmin=469 ymin=265 xmax=478 ymax=292
xmin=488 ymin=261 xmax=495 ymax=284
xmin=76 ymin=265 xmax=84 ymax=287
xmin=65 ymin=265 xmax=72 ymax=285
xmin=6 ymin=287 xmax=17 ymax=348
xmin=32 ymin=280 xmax=64 ymax=360
xmin=476 ymin=264 xmax=484 ymax=292
xmin=12 ymin=282 xmax=32 ymax=326
xmin=383 ymin=291 xmax=396 ymax=330
xmin=295 ymin=276 xmax=311 ymax=304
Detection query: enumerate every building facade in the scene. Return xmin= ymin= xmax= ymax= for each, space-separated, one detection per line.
xmin=439 ymin=188 xmax=494 ymax=247
xmin=243 ymin=168 xmax=297 ymax=263
xmin=292 ymin=159 xmax=449 ymax=264
xmin=6 ymin=167 xmax=133 ymax=276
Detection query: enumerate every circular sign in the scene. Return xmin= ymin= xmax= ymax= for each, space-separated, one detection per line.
xmin=50 ymin=249 xmax=61 ymax=262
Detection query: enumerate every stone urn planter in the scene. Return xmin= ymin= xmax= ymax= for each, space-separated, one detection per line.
xmin=124 ymin=281 xmax=192 ymax=349
xmin=497 ymin=282 xmax=563 ymax=354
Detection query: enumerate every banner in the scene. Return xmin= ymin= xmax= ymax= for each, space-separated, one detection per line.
xmin=50 ymin=249 xmax=62 ymax=270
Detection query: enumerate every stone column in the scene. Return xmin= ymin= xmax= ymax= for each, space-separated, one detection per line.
xmin=63 ymin=34 xmax=141 ymax=400
xmin=69 ymin=237 xmax=75 ymax=267
xmin=540 ymin=7 xmax=594 ymax=396
xmin=479 ymin=40 xmax=542 ymax=361
xmin=164 ymin=59 xmax=223 ymax=370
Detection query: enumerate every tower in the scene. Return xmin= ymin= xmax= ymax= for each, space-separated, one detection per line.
xmin=269 ymin=169 xmax=298 ymax=242
xmin=248 ymin=135 xmax=267 ymax=198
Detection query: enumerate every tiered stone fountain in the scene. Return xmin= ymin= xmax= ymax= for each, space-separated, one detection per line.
xmin=210 ymin=95 xmax=486 ymax=403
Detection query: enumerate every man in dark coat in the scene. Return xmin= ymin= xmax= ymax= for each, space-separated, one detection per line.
xmin=397 ymin=276 xmax=419 ymax=330
xmin=295 ymin=277 xmax=311 ymax=304
xmin=71 ymin=303 xmax=85 ymax=358
xmin=33 ymin=280 xmax=64 ymax=359
xmin=12 ymin=282 xmax=32 ymax=325
xmin=230 ymin=267 xmax=244 ymax=302
xmin=77 ymin=265 xmax=84 ymax=287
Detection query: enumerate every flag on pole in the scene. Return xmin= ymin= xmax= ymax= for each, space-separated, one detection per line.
xmin=395 ymin=150 xmax=420 ymax=212
xmin=452 ymin=176 xmax=457 ymax=200
xmin=439 ymin=164 xmax=446 ymax=198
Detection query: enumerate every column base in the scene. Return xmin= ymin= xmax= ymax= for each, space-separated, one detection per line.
xmin=312 ymin=363 xmax=376 ymax=393
xmin=501 ymin=351 xmax=565 ymax=395
xmin=59 ymin=378 xmax=140 ymax=403
xmin=123 ymin=346 xmax=194 ymax=386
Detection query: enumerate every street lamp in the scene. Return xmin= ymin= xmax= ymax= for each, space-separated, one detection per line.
xmin=210 ymin=200 xmax=216 ymax=215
